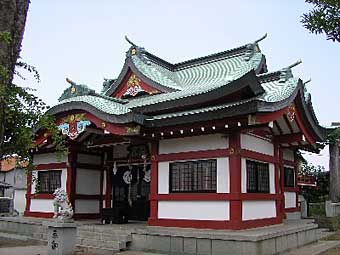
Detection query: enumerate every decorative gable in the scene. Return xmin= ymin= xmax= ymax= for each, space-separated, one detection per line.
xmin=113 ymin=72 xmax=161 ymax=99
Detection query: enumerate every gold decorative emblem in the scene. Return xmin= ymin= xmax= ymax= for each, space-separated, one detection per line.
xmin=127 ymin=74 xmax=141 ymax=88
xmin=287 ymin=105 xmax=296 ymax=122
xmin=131 ymin=48 xmax=137 ymax=55
xmin=70 ymin=87 xmax=76 ymax=94
xmin=126 ymin=125 xmax=141 ymax=135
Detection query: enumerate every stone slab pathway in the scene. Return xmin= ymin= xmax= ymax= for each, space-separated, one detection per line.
xmin=284 ymin=240 xmax=340 ymax=255
xmin=0 ymin=245 xmax=47 ymax=255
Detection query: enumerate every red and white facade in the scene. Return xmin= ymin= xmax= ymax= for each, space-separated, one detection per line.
xmin=25 ymin=37 xmax=324 ymax=230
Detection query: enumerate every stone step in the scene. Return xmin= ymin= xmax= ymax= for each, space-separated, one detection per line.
xmin=78 ymin=237 xmax=126 ymax=250
xmin=76 ymin=245 xmax=119 ymax=255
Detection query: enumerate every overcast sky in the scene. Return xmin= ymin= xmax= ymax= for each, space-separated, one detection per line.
xmin=16 ymin=0 xmax=340 ymax=169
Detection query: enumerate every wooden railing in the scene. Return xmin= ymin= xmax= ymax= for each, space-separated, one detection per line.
xmin=297 ymin=175 xmax=317 ymax=187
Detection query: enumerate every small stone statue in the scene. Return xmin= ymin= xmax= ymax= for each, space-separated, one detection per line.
xmin=53 ymin=188 xmax=74 ymax=221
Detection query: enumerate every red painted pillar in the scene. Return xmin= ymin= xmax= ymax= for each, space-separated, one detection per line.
xmin=24 ymin=170 xmax=32 ymax=215
xmin=274 ymin=144 xmax=282 ymax=221
xmin=105 ymin=167 xmax=112 ymax=208
xmin=66 ymin=149 xmax=77 ymax=210
xmin=229 ymin=132 xmax=242 ymax=229
xmin=279 ymin=149 xmax=286 ymax=218
xmin=148 ymin=142 xmax=159 ymax=224
xmin=294 ymin=152 xmax=299 ymax=209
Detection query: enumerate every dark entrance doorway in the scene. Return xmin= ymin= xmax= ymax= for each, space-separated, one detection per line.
xmin=112 ymin=164 xmax=150 ymax=221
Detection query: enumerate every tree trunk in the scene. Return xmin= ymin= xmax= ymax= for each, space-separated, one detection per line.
xmin=0 ymin=0 xmax=30 ymax=159
xmin=329 ymin=141 xmax=340 ymax=202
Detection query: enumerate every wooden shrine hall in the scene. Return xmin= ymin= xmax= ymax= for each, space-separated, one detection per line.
xmin=25 ymin=34 xmax=325 ymax=230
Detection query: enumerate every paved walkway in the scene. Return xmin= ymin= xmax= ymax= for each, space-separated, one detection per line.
xmin=0 ymin=245 xmax=47 ymax=255
xmin=284 ymin=240 xmax=340 ymax=255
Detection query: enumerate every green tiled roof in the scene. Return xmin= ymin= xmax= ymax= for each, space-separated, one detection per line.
xmin=58 ymin=95 xmax=130 ymax=115
xmin=259 ymin=77 xmax=298 ymax=103
xmin=51 ymin=39 xmax=302 ymax=120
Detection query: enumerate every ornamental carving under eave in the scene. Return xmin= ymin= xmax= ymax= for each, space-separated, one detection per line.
xmin=58 ymin=113 xmax=91 ymax=140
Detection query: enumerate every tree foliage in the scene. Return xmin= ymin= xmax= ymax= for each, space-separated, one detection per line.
xmin=0 ymin=0 xmax=66 ymax=165
xmin=302 ymin=0 xmax=340 ymax=43
xmin=299 ymin=162 xmax=329 ymax=202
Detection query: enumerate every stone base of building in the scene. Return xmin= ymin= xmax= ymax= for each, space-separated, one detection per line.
xmin=0 ymin=217 xmax=325 ymax=255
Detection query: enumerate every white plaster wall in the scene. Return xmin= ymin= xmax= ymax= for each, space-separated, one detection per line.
xmin=241 ymin=159 xmax=247 ymax=193
xmin=269 ymin=164 xmax=275 ymax=194
xmin=241 ymin=159 xmax=275 ymax=194
xmin=217 ymin=158 xmax=229 ymax=193
xmin=285 ymin=192 xmax=297 ymax=208
xmin=158 ymin=162 xmax=169 ymax=194
xmin=159 ymin=134 xmax=228 ymax=154
xmin=31 ymin=169 xmax=67 ymax=194
xmin=30 ymin=199 xmax=54 ymax=212
xmin=76 ymin=168 xmax=100 ymax=195
xmin=240 ymin=134 xmax=274 ymax=156
xmin=242 ymin=201 xmax=276 ymax=220
xmin=102 ymin=170 xmax=106 ymax=195
xmin=77 ymin=154 xmax=101 ymax=165
xmin=33 ymin=153 xmax=66 ymax=165
xmin=14 ymin=190 xmax=26 ymax=214
xmin=75 ymin=200 xmax=99 ymax=213
xmin=283 ymin=149 xmax=295 ymax=161
xmin=158 ymin=201 xmax=230 ymax=220
xmin=158 ymin=158 xmax=229 ymax=194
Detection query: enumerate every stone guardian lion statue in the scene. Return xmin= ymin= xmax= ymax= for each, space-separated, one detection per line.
xmin=53 ymin=188 xmax=74 ymax=221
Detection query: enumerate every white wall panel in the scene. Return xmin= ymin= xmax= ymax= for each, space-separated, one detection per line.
xmin=241 ymin=159 xmax=247 ymax=193
xmin=283 ymin=149 xmax=295 ymax=161
xmin=158 ymin=162 xmax=169 ymax=194
xmin=269 ymin=164 xmax=275 ymax=194
xmin=33 ymin=153 xmax=66 ymax=165
xmin=75 ymin=200 xmax=99 ymax=213
xmin=159 ymin=134 xmax=228 ymax=154
xmin=30 ymin=199 xmax=54 ymax=212
xmin=77 ymin=154 xmax=101 ymax=165
xmin=241 ymin=134 xmax=274 ymax=156
xmin=217 ymin=158 xmax=229 ymax=193
xmin=158 ymin=201 xmax=230 ymax=220
xmin=76 ymin=168 xmax=100 ymax=195
xmin=284 ymin=192 xmax=297 ymax=208
xmin=14 ymin=190 xmax=26 ymax=213
xmin=242 ymin=201 xmax=276 ymax=220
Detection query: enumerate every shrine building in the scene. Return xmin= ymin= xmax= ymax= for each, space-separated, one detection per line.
xmin=25 ymin=35 xmax=325 ymax=230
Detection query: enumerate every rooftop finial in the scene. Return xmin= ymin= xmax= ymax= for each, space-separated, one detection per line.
xmin=66 ymin=77 xmax=76 ymax=86
xmin=125 ymin=35 xmax=137 ymax=47
xmin=254 ymin=33 xmax=268 ymax=44
xmin=288 ymin=59 xmax=302 ymax=69
xmin=304 ymin=78 xmax=312 ymax=85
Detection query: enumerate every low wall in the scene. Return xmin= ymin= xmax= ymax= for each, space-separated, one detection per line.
xmin=0 ymin=217 xmax=320 ymax=255
xmin=129 ymin=220 xmax=319 ymax=255
xmin=325 ymin=201 xmax=340 ymax=217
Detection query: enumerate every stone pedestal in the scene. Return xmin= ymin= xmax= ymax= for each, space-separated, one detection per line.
xmin=43 ymin=221 xmax=77 ymax=255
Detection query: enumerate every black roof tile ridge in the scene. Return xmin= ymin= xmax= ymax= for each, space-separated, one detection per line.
xmin=257 ymin=71 xmax=282 ymax=83
xmin=93 ymin=93 xmax=128 ymax=104
xmin=140 ymin=44 xmax=249 ymax=72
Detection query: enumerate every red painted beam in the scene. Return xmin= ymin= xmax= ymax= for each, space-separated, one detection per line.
xmin=35 ymin=162 xmax=67 ymax=170
xmin=274 ymin=133 xmax=304 ymax=144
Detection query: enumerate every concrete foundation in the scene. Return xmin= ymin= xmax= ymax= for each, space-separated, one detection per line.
xmin=0 ymin=217 xmax=323 ymax=255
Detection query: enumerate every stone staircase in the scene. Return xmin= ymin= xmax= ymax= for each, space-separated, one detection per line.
xmin=75 ymin=225 xmax=133 ymax=255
